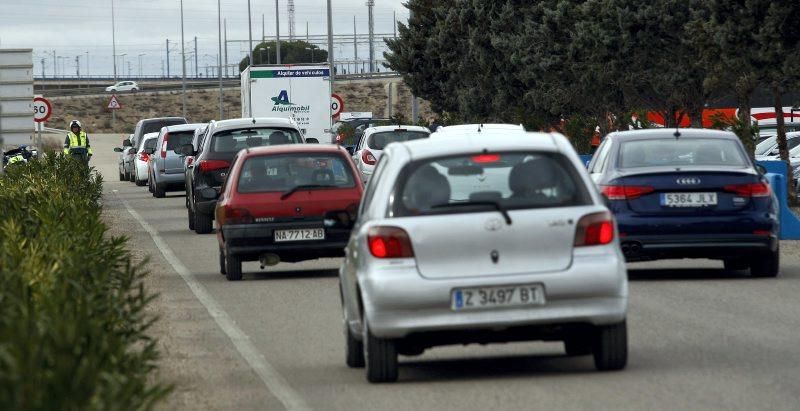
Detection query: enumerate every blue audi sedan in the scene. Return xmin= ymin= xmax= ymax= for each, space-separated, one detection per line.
xmin=588 ymin=129 xmax=779 ymax=277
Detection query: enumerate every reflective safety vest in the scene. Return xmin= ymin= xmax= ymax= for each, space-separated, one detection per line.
xmin=64 ymin=131 xmax=92 ymax=155
xmin=7 ymin=154 xmax=25 ymax=165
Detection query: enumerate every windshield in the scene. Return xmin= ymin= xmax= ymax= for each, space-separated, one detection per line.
xmin=212 ymin=127 xmax=303 ymax=153
xmin=367 ymin=130 xmax=429 ymax=150
xmin=143 ymin=137 xmax=158 ymax=151
xmin=166 ymin=130 xmax=195 ymax=150
xmin=618 ymin=139 xmax=748 ymax=168
xmin=237 ymin=153 xmax=356 ymax=193
xmin=142 ymin=119 xmax=186 ymax=135
xmin=392 ymin=152 xmax=590 ymax=217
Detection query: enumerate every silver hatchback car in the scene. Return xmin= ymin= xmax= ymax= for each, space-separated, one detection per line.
xmin=339 ymin=129 xmax=628 ymax=382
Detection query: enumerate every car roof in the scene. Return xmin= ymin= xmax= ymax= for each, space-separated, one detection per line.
xmin=211 ymin=117 xmax=300 ymax=132
xmin=389 ymin=130 xmax=562 ymax=160
xmin=142 ymin=132 xmax=159 ymax=140
xmin=163 ymin=123 xmax=205 ymax=132
xmin=240 ymin=144 xmax=347 ymax=158
xmin=364 ymin=125 xmax=431 ymax=134
xmin=138 ymin=117 xmax=186 ymax=125
xmin=434 ymin=124 xmax=525 ymax=134
xmin=607 ymin=128 xmax=738 ymax=141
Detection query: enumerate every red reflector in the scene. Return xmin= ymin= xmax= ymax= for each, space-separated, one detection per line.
xmin=575 ymin=211 xmax=615 ymax=246
xmin=161 ymin=133 xmax=170 ymax=159
xmin=224 ymin=207 xmax=253 ymax=224
xmin=362 ymin=149 xmax=377 ymax=165
xmin=472 ymin=154 xmax=501 ymax=163
xmin=186 ymin=156 xmax=194 ymax=167
xmin=753 ymin=230 xmax=772 ymax=236
xmin=199 ymin=159 xmax=230 ymax=173
xmin=138 ymin=153 xmax=150 ymax=162
xmin=601 ymin=185 xmax=654 ymax=200
xmin=724 ymin=182 xmax=770 ymax=197
xmin=367 ymin=226 xmax=414 ymax=258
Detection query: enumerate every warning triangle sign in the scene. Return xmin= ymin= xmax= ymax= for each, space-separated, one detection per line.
xmin=107 ymin=94 xmax=122 ymax=110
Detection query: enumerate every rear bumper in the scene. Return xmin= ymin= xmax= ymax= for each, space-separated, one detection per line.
xmin=620 ymin=234 xmax=777 ymax=261
xmin=154 ymin=171 xmax=186 ymax=186
xmin=222 ymin=222 xmax=349 ymax=261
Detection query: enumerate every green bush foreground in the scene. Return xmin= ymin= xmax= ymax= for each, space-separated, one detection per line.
xmin=0 ymin=157 xmax=170 ymax=410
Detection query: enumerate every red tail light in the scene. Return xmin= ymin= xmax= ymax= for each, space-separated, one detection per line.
xmin=601 ymin=185 xmax=655 ymax=200
xmin=198 ymin=159 xmax=230 ymax=173
xmin=362 ymin=150 xmax=377 ymax=166
xmin=160 ymin=133 xmax=169 ymax=158
xmin=724 ymin=182 xmax=771 ymax=197
xmin=472 ymin=154 xmax=501 ymax=163
xmin=367 ymin=226 xmax=414 ymax=258
xmin=224 ymin=207 xmax=253 ymax=224
xmin=574 ymin=211 xmax=615 ymax=246
xmin=138 ymin=152 xmax=150 ymax=162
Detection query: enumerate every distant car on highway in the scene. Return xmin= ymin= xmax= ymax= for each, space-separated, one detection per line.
xmin=351 ymin=125 xmax=430 ymax=184
xmin=134 ymin=132 xmax=158 ymax=186
xmin=106 ymin=81 xmax=139 ymax=93
xmin=148 ymin=123 xmax=205 ymax=198
xmin=182 ymin=117 xmax=316 ymax=234
xmin=339 ymin=129 xmax=628 ymax=382
xmin=215 ymin=144 xmax=363 ymax=281
xmin=588 ymin=129 xmax=779 ymax=277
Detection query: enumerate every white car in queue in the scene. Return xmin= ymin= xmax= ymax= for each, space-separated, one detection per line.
xmin=134 ymin=132 xmax=159 ymax=186
xmin=338 ymin=128 xmax=628 ymax=383
xmin=351 ymin=125 xmax=431 ymax=184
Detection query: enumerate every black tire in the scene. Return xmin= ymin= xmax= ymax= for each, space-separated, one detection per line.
xmin=593 ymin=321 xmax=628 ymax=371
xmin=219 ymin=249 xmax=227 ymax=275
xmin=345 ymin=319 xmax=365 ymax=368
xmin=750 ymin=247 xmax=780 ymax=278
xmin=119 ymin=169 xmax=125 ymax=181
xmin=564 ymin=338 xmax=593 ymax=356
xmin=723 ymin=259 xmax=748 ymax=271
xmin=225 ymin=251 xmax=242 ymax=281
xmin=135 ymin=170 xmax=147 ymax=186
xmin=153 ymin=182 xmax=166 ymax=198
xmin=363 ymin=319 xmax=398 ymax=383
xmin=194 ymin=211 xmax=213 ymax=234
xmin=123 ymin=170 xmax=130 ymax=181
xmin=129 ymin=168 xmax=136 ymax=182
xmin=188 ymin=207 xmax=196 ymax=230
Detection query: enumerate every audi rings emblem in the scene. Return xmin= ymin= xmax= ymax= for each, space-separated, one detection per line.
xmin=676 ymin=177 xmax=701 ymax=185
xmin=484 ymin=218 xmax=503 ymax=232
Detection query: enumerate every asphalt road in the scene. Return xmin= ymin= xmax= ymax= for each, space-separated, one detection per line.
xmin=92 ymin=134 xmax=800 ymax=410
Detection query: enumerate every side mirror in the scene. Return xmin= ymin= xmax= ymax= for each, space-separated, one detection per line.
xmin=755 ymin=164 xmax=767 ymax=175
xmin=179 ymin=144 xmax=195 ymax=156
xmin=127 ymin=148 xmax=136 ymax=155
xmin=113 ymin=147 xmax=123 ymax=153
xmin=123 ymin=139 xmax=133 ymax=147
xmin=324 ymin=209 xmax=356 ymax=229
xmin=305 ymin=138 xmax=320 ymax=144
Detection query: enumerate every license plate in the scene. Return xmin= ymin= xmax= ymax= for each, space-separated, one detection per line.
xmin=274 ymin=228 xmax=325 ymax=242
xmin=451 ymin=284 xmax=545 ymax=311
xmin=660 ymin=192 xmax=717 ymax=207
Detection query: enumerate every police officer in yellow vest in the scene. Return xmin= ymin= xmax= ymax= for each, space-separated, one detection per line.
xmin=63 ymin=120 xmax=93 ymax=158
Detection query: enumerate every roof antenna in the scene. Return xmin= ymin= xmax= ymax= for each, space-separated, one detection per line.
xmin=674 ymin=125 xmax=681 ymax=139
xmin=252 ymin=118 xmax=257 ymax=125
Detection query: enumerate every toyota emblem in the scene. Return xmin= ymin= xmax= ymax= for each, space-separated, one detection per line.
xmin=676 ymin=177 xmax=701 ymax=185
xmin=484 ymin=218 xmax=503 ymax=232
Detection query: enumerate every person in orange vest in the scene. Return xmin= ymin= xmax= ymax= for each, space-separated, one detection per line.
xmin=590 ymin=126 xmax=602 ymax=154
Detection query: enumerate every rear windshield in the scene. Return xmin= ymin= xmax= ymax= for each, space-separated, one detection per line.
xmin=237 ymin=153 xmax=356 ymax=193
xmin=142 ymin=119 xmax=187 ymax=135
xmin=212 ymin=127 xmax=302 ymax=153
xmin=368 ymin=130 xmax=429 ymax=150
xmin=167 ymin=130 xmax=195 ymax=150
xmin=143 ymin=137 xmax=158 ymax=151
xmin=618 ymin=139 xmax=748 ymax=168
xmin=392 ymin=152 xmax=591 ymax=217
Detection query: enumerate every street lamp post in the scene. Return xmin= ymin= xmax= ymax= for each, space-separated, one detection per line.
xmin=138 ymin=53 xmax=145 ymax=77
xmin=111 ymin=0 xmax=117 ymax=81
xmin=217 ymin=0 xmax=223 ymax=120
xmin=247 ymin=0 xmax=253 ymax=116
xmin=180 ymin=0 xmax=187 ymax=118
xmin=327 ymin=0 xmax=334 ymax=82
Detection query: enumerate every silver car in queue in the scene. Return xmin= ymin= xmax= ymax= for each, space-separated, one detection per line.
xmin=338 ymin=128 xmax=628 ymax=383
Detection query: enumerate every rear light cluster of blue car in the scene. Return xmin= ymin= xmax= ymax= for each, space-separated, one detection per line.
xmin=574 ymin=212 xmax=615 ymax=246
xmin=367 ymin=226 xmax=414 ymax=258
xmin=601 ymin=185 xmax=654 ymax=200
xmin=723 ymin=182 xmax=771 ymax=197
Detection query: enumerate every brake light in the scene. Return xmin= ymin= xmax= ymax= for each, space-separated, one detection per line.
xmin=601 ymin=185 xmax=655 ymax=200
xmin=224 ymin=207 xmax=253 ymax=224
xmin=472 ymin=154 xmax=500 ymax=163
xmin=138 ymin=152 xmax=150 ymax=162
xmin=198 ymin=159 xmax=230 ymax=173
xmin=362 ymin=150 xmax=377 ymax=165
xmin=574 ymin=211 xmax=615 ymax=246
xmin=161 ymin=133 xmax=169 ymax=158
xmin=724 ymin=182 xmax=771 ymax=197
xmin=367 ymin=226 xmax=414 ymax=258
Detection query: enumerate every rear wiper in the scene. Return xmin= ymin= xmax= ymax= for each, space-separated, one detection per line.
xmin=431 ymin=201 xmax=512 ymax=225
xmin=280 ymin=184 xmax=332 ymax=200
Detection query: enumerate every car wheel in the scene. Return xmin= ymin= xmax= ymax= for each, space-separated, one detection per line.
xmin=194 ymin=211 xmax=213 ymax=234
xmin=363 ymin=318 xmax=398 ymax=383
xmin=564 ymin=337 xmax=593 ymax=356
xmin=750 ymin=246 xmax=779 ymax=278
xmin=132 ymin=88 xmax=138 ymax=93
xmin=129 ymin=169 xmax=136 ymax=182
xmin=723 ymin=258 xmax=749 ymax=271
xmin=188 ymin=207 xmax=196 ymax=230
xmin=119 ymin=170 xmax=125 ymax=181
xmin=153 ymin=183 xmax=166 ymax=198
xmin=219 ymin=248 xmax=227 ymax=275
xmin=148 ymin=176 xmax=154 ymax=193
xmin=123 ymin=170 xmax=130 ymax=181
xmin=593 ymin=321 xmax=628 ymax=371
xmin=135 ymin=170 xmax=146 ymax=186
xmin=342 ymin=292 xmax=365 ymax=367
xmin=225 ymin=251 xmax=242 ymax=281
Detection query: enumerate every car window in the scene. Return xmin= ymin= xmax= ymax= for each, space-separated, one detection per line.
xmin=143 ymin=138 xmax=158 ymax=151
xmin=211 ymin=127 xmax=302 ymax=153
xmin=367 ymin=130 xmax=429 ymax=150
xmin=143 ymin=119 xmax=186 ymax=135
xmin=755 ymin=137 xmax=777 ymax=155
xmin=359 ymin=154 xmax=389 ymax=219
xmin=392 ymin=152 xmax=591 ymax=218
xmin=590 ymin=138 xmax=612 ymax=173
xmin=618 ymin=139 xmax=748 ymax=168
xmin=167 ymin=130 xmax=196 ymax=150
xmin=237 ymin=153 xmax=356 ymax=193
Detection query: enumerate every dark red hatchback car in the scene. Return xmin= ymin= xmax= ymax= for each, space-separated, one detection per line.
xmin=215 ymin=144 xmax=363 ymax=281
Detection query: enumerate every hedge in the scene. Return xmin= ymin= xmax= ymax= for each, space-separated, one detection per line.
xmin=0 ymin=156 xmax=170 ymax=410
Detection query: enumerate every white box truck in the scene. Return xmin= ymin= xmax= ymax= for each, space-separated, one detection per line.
xmin=241 ymin=64 xmax=332 ymax=143
xmin=0 ymin=49 xmax=34 ymax=148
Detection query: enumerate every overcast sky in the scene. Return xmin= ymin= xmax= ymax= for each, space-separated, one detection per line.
xmin=0 ymin=0 xmax=408 ymax=78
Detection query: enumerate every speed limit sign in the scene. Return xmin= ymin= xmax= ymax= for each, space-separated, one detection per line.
xmin=331 ymin=93 xmax=344 ymax=118
xmin=33 ymin=97 xmax=52 ymax=123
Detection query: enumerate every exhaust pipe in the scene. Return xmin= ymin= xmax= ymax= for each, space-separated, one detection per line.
xmin=260 ymin=253 xmax=280 ymax=268
xmin=621 ymin=241 xmax=642 ymax=257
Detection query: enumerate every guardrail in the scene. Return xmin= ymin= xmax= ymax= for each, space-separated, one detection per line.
xmin=36 ymin=80 xmax=243 ymax=97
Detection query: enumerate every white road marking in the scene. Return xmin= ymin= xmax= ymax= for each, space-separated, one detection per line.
xmin=117 ymin=194 xmax=311 ymax=411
